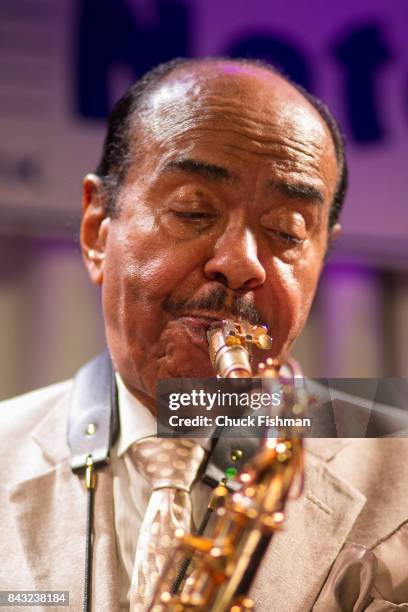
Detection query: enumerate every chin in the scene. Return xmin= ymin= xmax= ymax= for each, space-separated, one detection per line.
xmin=157 ymin=360 xmax=215 ymax=380
xmin=154 ymin=349 xmax=215 ymax=380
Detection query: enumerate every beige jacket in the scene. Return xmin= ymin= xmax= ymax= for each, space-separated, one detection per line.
xmin=1 ymin=379 xmax=408 ymax=611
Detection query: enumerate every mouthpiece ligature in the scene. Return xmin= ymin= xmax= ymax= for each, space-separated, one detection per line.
xmin=207 ymin=319 xmax=273 ymax=378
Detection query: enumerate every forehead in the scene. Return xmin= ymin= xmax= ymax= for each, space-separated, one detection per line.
xmin=132 ymin=63 xmax=338 ymax=195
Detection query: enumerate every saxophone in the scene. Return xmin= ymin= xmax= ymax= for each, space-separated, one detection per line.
xmin=149 ymin=320 xmax=307 ymax=612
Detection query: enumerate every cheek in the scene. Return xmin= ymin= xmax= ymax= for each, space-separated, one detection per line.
xmin=105 ymin=229 xmax=194 ymax=300
xmin=101 ymin=224 xmax=212 ymax=342
xmin=264 ymin=251 xmax=322 ymax=350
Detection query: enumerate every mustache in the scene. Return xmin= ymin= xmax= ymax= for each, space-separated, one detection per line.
xmin=163 ymin=285 xmax=264 ymax=326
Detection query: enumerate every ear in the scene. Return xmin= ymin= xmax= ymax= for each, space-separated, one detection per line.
xmin=80 ymin=173 xmax=111 ymax=285
xmin=329 ymin=222 xmax=342 ymax=242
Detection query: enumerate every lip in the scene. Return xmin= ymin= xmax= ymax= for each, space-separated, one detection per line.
xmin=176 ymin=314 xmax=226 ymax=331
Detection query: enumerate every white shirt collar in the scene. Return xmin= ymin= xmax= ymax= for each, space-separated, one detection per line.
xmin=115 ymin=372 xmax=211 ymax=454
xmin=115 ymin=372 xmax=156 ymax=457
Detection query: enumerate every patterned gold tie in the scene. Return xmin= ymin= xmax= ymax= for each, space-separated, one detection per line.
xmin=129 ymin=437 xmax=205 ymax=611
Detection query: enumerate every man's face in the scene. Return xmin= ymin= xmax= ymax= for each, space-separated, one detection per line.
xmin=81 ymin=63 xmax=339 ymax=405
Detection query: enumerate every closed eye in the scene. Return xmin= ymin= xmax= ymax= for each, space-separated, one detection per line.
xmin=275 ymin=231 xmax=302 ymax=245
xmin=172 ymin=211 xmax=214 ymax=220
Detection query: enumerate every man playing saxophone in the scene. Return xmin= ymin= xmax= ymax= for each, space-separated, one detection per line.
xmin=0 ymin=57 xmax=407 ymax=611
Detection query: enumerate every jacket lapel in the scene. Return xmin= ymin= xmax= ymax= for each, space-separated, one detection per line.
xmin=250 ymin=449 xmax=366 ymax=612
xmin=6 ymin=391 xmax=119 ymax=612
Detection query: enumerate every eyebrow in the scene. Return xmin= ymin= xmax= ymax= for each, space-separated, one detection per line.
xmin=164 ymin=158 xmax=233 ymax=182
xmin=268 ymin=180 xmax=325 ymax=204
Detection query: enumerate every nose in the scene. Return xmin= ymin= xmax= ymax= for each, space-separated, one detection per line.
xmin=204 ymin=226 xmax=266 ymax=290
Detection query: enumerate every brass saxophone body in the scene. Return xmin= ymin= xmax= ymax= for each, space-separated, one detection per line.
xmin=149 ymin=320 xmax=307 ymax=612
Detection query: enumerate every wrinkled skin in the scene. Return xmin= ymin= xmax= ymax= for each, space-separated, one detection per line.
xmin=81 ymin=62 xmax=340 ymax=413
